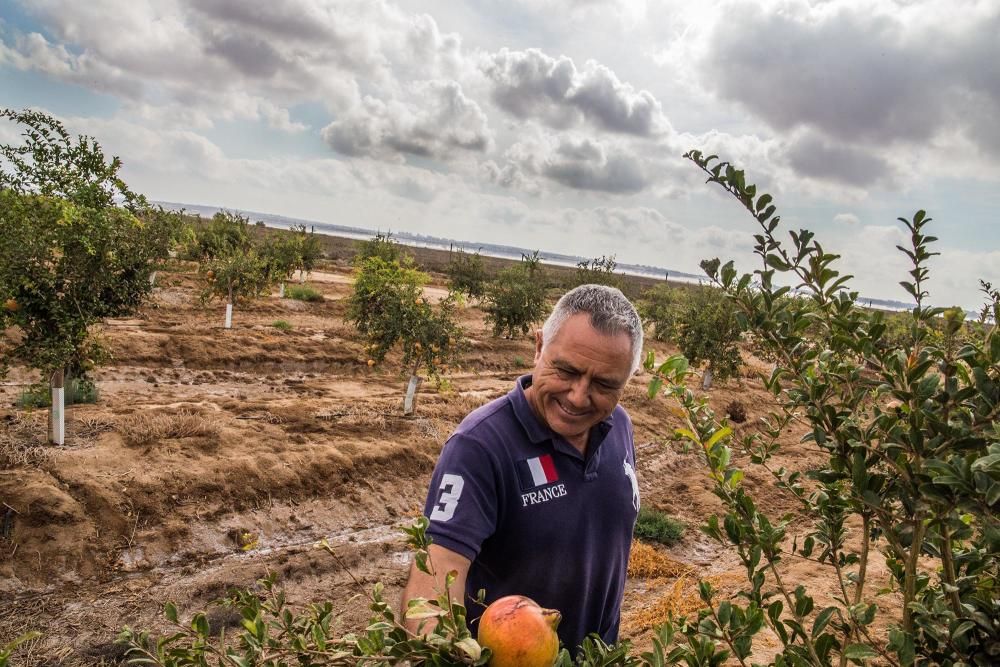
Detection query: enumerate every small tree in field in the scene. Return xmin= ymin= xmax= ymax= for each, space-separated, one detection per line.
xmin=644 ymin=150 xmax=1000 ymax=666
xmin=294 ymin=224 xmax=323 ymax=283
xmin=197 ymin=212 xmax=271 ymax=328
xmin=0 ymin=109 xmax=167 ymax=444
xmin=262 ymin=231 xmax=302 ymax=298
xmin=447 ymin=248 xmax=488 ymax=300
xmin=482 ymin=253 xmax=548 ymax=339
xmin=348 ymin=251 xmax=461 ymax=414
xmin=681 ymin=279 xmax=744 ymax=390
xmin=575 ymin=254 xmax=626 ymax=292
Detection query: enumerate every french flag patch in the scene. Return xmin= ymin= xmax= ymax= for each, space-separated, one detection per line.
xmin=516 ymin=454 xmax=559 ymax=489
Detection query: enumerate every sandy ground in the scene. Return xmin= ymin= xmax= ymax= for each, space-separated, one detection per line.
xmin=0 ymin=262 xmax=891 ymax=665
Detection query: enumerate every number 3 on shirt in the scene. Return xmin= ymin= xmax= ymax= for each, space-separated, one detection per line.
xmin=430 ymin=473 xmax=465 ymax=521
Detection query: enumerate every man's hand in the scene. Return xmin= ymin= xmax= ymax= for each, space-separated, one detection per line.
xmin=399 ymin=543 xmax=472 ymax=635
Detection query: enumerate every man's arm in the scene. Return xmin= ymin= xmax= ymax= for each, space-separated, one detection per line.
xmin=400 ymin=543 xmax=472 ymax=635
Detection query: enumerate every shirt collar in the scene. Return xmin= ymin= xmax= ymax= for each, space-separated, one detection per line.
xmin=509 ymin=374 xmax=617 ymax=451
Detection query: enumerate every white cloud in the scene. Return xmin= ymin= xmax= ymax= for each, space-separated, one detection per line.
xmin=482 ymin=48 xmax=668 ymax=136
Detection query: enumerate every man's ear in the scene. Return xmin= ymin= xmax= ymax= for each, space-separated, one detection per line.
xmin=533 ymin=329 xmax=544 ymax=362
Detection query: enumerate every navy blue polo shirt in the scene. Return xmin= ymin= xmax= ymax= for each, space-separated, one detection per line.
xmin=423 ymin=375 xmax=640 ymax=654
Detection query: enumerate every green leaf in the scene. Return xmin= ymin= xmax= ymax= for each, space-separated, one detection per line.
xmin=843 ymin=643 xmax=878 ymax=662
xmin=811 ymin=607 xmax=837 ymax=638
xmin=705 ymin=427 xmax=733 ymax=449
xmin=647 ymin=376 xmax=663 ymax=399
xmin=164 ymin=601 xmax=178 ymax=624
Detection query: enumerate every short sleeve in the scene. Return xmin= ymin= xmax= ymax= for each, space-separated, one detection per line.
xmin=423 ymin=433 xmax=500 ymax=561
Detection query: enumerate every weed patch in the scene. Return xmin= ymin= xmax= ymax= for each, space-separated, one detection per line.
xmin=633 ymin=507 xmax=684 ymax=546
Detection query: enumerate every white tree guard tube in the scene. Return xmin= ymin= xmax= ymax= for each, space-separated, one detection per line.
xmin=225 ymin=303 xmax=233 ymax=329
xmin=403 ymin=375 xmax=421 ymax=415
xmin=279 ymin=282 xmax=285 ymax=298
xmin=51 ymin=387 xmax=65 ymax=445
xmin=149 ymin=271 xmax=157 ymax=287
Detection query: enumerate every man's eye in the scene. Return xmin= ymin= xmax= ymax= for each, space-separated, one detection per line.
xmin=555 ymin=367 xmax=576 ymax=378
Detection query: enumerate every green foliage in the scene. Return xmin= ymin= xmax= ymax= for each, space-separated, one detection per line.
xmin=633 ymin=508 xmax=685 ymax=546
xmin=677 ymin=284 xmax=744 ymax=389
xmin=285 ymin=284 xmax=324 ymax=302
xmin=0 ymin=108 xmax=146 ymax=213
xmin=193 ymin=211 xmax=253 ymax=260
xmin=295 ymin=224 xmax=324 ymax=278
xmin=16 ymin=377 xmax=99 ymax=408
xmin=347 ymin=254 xmax=461 ymax=381
xmin=639 ymin=282 xmax=743 ymax=389
xmin=638 ymin=283 xmax=684 ymax=342
xmin=262 ymin=230 xmax=303 ymax=285
xmin=482 ymin=254 xmax=548 ymax=338
xmin=0 ymin=111 xmax=168 ymax=383
xmin=272 ymin=320 xmax=293 ymax=332
xmin=447 ymin=248 xmax=488 ymax=300
xmin=355 ymin=230 xmax=403 ymax=264
xmin=118 ymin=518 xmax=491 ymax=666
xmin=198 ymin=212 xmax=272 ymax=307
xmin=575 ymin=255 xmax=625 ymax=292
xmin=642 ymin=150 xmax=1000 ymax=666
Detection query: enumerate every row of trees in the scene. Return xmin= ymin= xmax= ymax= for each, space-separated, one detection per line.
xmin=185 ymin=212 xmax=323 ymax=327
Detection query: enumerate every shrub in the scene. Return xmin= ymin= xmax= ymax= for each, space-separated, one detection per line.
xmin=724 ymin=400 xmax=747 ymax=424
xmin=284 ymin=284 xmax=323 ymax=302
xmin=272 ymin=320 xmax=293 ymax=331
xmin=447 ymin=248 xmax=488 ymax=300
xmin=644 ymin=150 xmax=1000 ymax=666
xmin=638 ymin=283 xmax=684 ymax=342
xmin=355 ymin=231 xmax=403 ymax=264
xmin=482 ymin=254 xmax=547 ymax=339
xmin=674 ymin=282 xmax=743 ymax=390
xmin=574 ymin=255 xmax=626 ymax=292
xmin=633 ymin=507 xmax=685 ymax=546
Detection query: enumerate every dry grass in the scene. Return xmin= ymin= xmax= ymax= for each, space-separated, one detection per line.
xmin=117 ymin=410 xmax=221 ymax=447
xmin=628 ymin=541 xmax=690 ymax=579
xmin=317 ymin=404 xmax=389 ymax=430
xmin=623 ymin=570 xmax=743 ymax=635
xmin=0 ymin=412 xmax=50 ymax=468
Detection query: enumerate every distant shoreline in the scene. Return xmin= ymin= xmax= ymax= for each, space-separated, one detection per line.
xmin=154 ymin=200 xmax=932 ymax=314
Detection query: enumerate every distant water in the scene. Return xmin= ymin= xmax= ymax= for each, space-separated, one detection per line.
xmin=157 ymin=200 xmax=935 ymax=313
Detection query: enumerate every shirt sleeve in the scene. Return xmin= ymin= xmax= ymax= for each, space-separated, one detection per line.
xmin=423 ymin=433 xmax=500 ymax=561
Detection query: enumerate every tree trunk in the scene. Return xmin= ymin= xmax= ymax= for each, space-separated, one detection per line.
xmin=403 ymin=375 xmax=421 ymax=415
xmin=702 ymin=364 xmax=714 ymax=390
xmin=49 ymin=368 xmax=65 ymax=445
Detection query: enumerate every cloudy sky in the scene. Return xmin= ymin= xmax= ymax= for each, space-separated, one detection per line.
xmin=2 ymin=0 xmax=998 ymax=309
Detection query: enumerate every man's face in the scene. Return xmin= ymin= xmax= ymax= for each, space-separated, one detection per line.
xmin=527 ymin=313 xmax=633 ymax=451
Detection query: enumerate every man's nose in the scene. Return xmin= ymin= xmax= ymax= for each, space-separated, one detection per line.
xmin=566 ymin=377 xmax=591 ymax=407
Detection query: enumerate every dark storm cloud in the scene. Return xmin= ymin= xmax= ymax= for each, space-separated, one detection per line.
xmin=484 ymin=48 xmax=665 ymax=136
xmin=785 ymin=133 xmax=893 ymax=188
xmin=701 ymin=3 xmax=1000 ymax=160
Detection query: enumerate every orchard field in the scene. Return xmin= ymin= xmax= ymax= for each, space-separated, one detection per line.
xmin=1 ymin=238 xmax=844 ymax=665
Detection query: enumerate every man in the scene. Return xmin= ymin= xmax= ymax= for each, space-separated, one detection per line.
xmin=401 ymin=284 xmax=643 ymax=654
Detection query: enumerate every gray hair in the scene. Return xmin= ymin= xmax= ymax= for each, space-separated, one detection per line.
xmin=541 ymin=284 xmax=644 ymax=375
